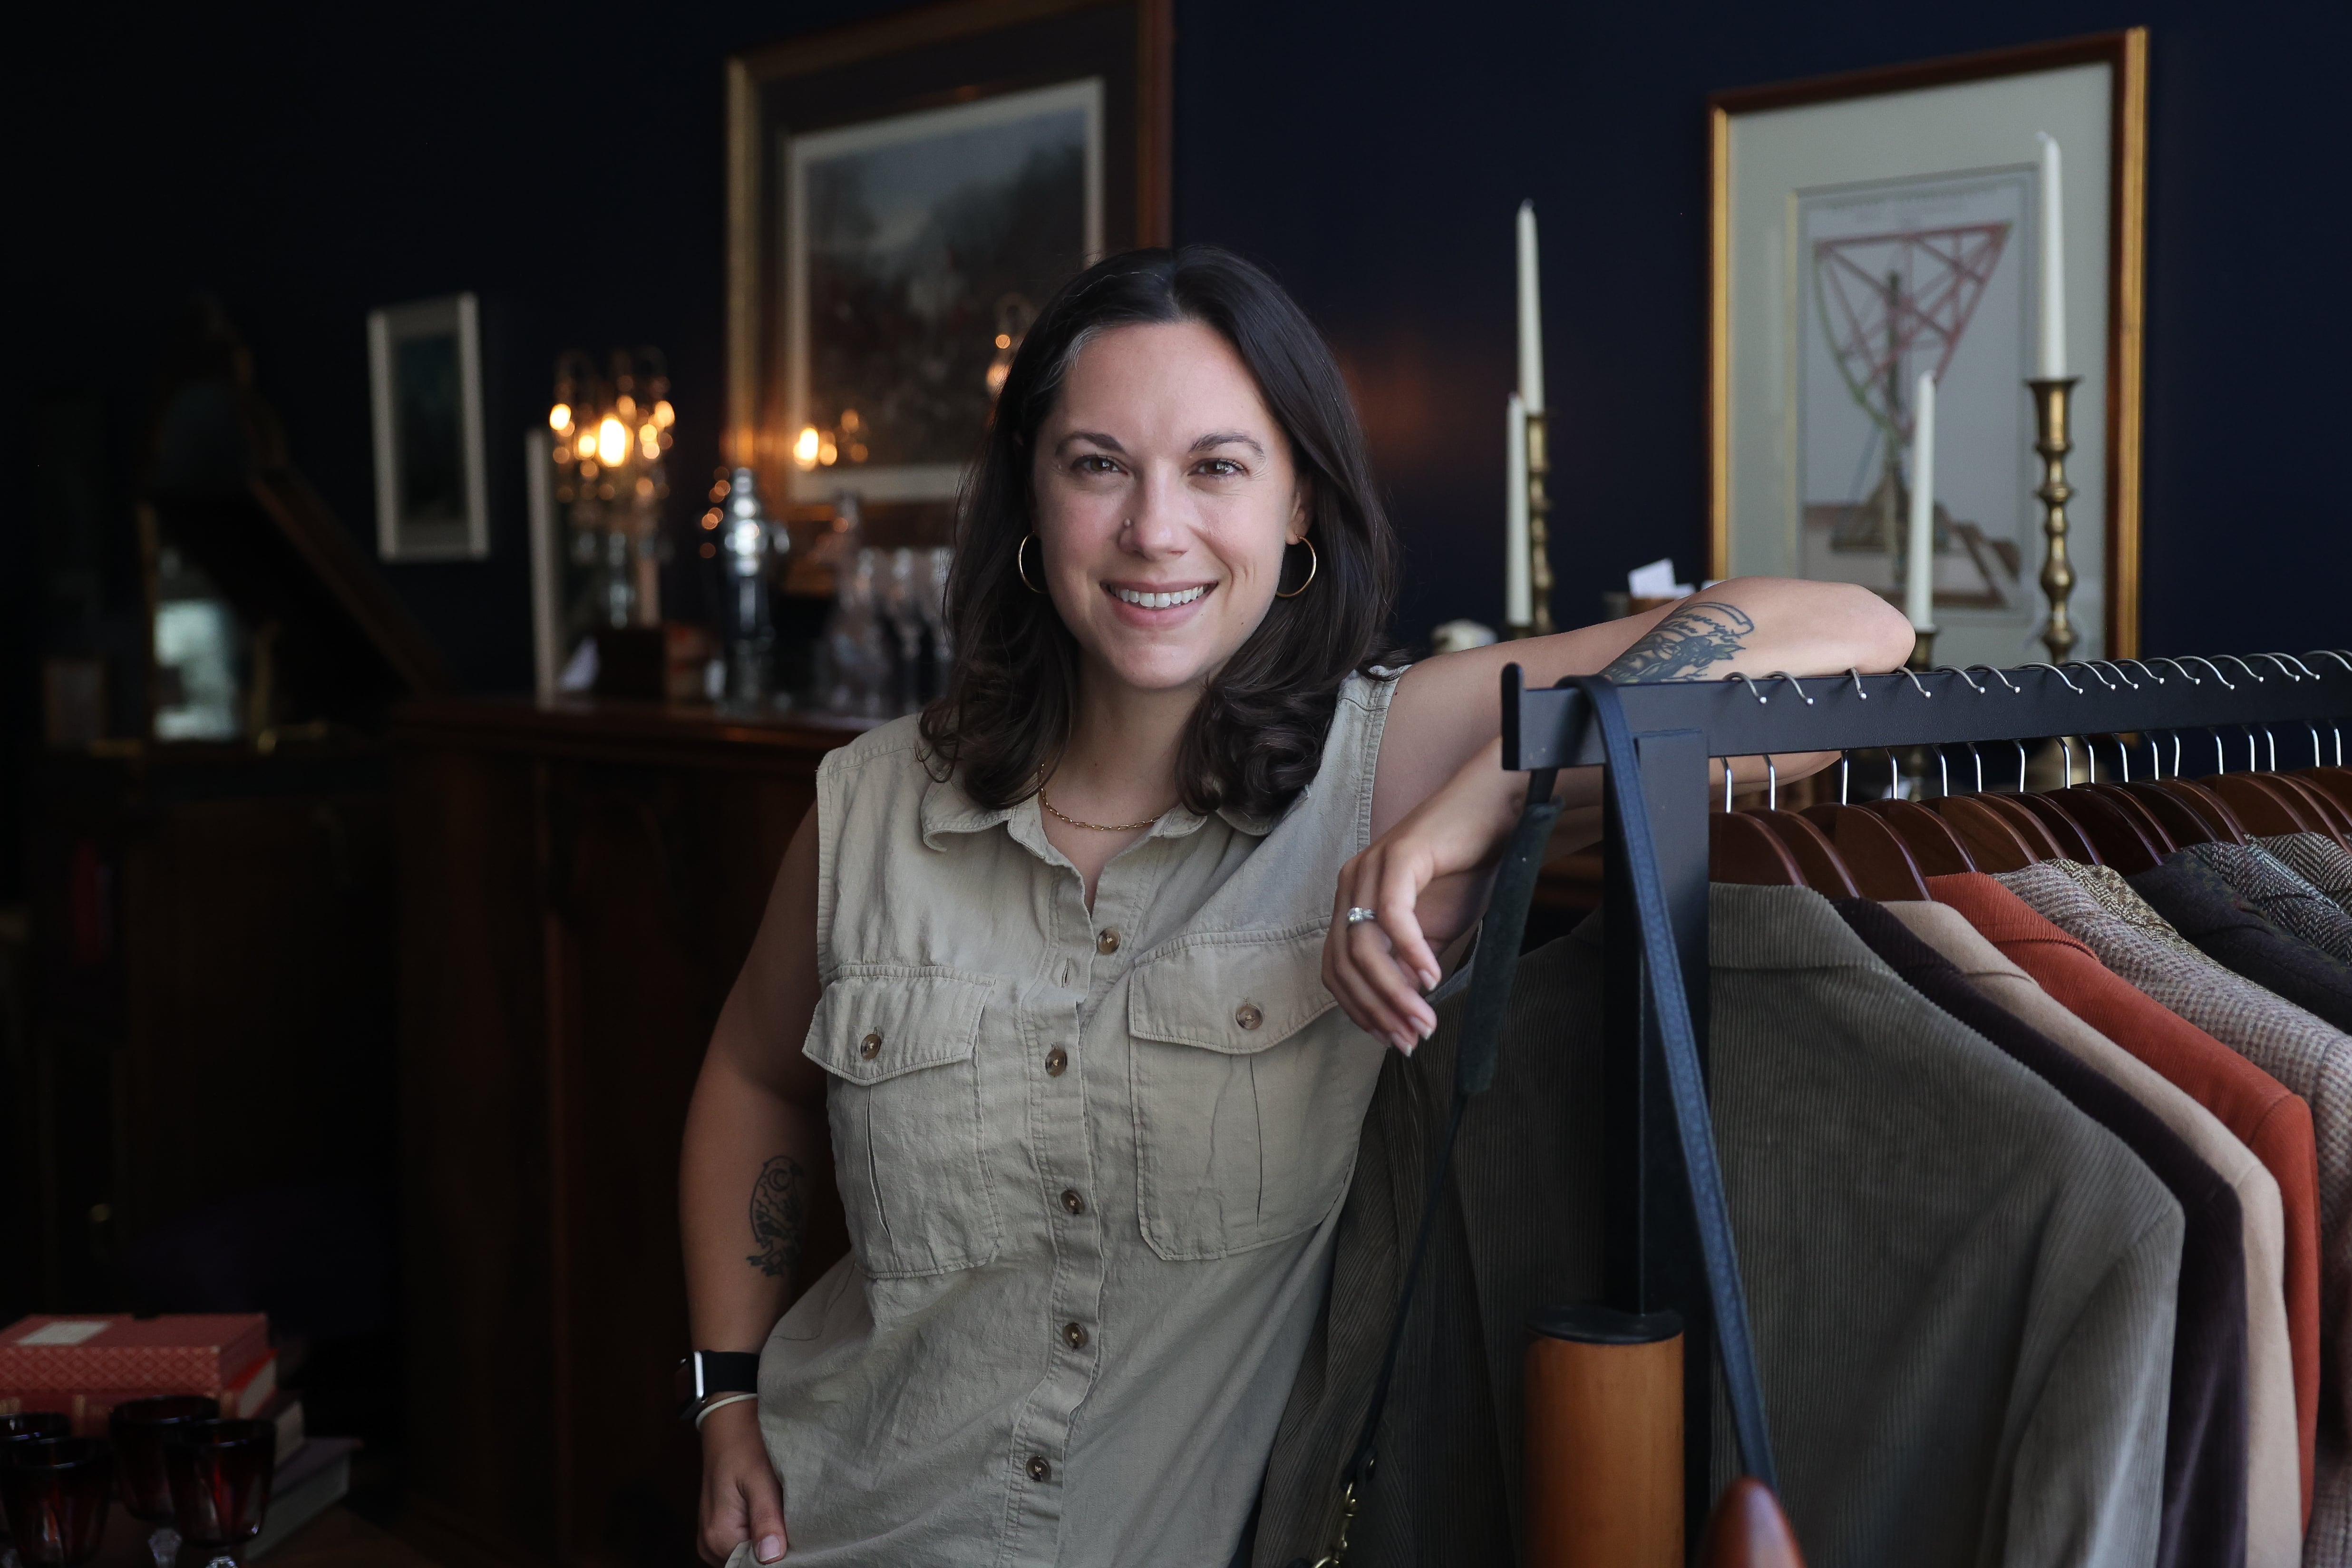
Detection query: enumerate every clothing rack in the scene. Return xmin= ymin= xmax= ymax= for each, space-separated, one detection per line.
xmin=1498 ymin=651 xmax=2352 ymax=1530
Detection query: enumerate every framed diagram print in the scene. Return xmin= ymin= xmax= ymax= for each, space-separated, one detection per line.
xmin=1709 ymin=31 xmax=2147 ymax=662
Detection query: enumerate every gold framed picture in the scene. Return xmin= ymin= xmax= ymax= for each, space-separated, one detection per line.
xmin=727 ymin=0 xmax=1171 ymax=532
xmin=1709 ymin=30 xmax=2147 ymax=661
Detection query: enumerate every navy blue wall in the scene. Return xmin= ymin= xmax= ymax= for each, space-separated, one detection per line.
xmin=11 ymin=0 xmax=2350 ymax=802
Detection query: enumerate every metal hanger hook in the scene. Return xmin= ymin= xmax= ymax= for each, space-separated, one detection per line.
xmin=1765 ymin=754 xmax=1779 ymax=811
xmin=1723 ymin=756 xmax=1734 ymax=812
xmin=2025 ymin=662 xmax=2086 ymax=694
xmin=2254 ymin=653 xmax=2304 ymax=682
xmin=1733 ymin=672 xmax=1769 ymax=705
xmin=1935 ymin=748 xmax=1949 ymax=799
xmin=2306 ymin=650 xmax=2352 ymax=674
xmin=1846 ymin=668 xmax=1869 ymax=699
xmin=2093 ymin=660 xmax=2139 ymax=690
xmin=1948 ymin=666 xmax=1988 ymax=695
xmin=1971 ymin=743 xmax=1984 ymax=794
xmin=2179 ymin=656 xmax=2234 ymax=690
xmin=1764 ymin=672 xmax=1814 ymax=704
xmin=1839 ymin=752 xmax=1851 ymax=806
xmin=2218 ymin=654 xmax=2266 ymax=684
xmin=2013 ymin=739 xmax=2028 ymax=793
xmin=1902 ymin=669 xmax=1933 ymax=698
xmin=2066 ymin=661 xmax=2118 ymax=691
xmin=2151 ymin=657 xmax=2201 ymax=685
xmin=1968 ymin=663 xmax=2022 ymax=693
xmin=2057 ymin=734 xmax=2078 ymax=787
xmin=2119 ymin=659 xmax=2165 ymax=684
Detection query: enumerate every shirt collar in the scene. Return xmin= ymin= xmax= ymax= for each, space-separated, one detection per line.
xmin=919 ymin=773 xmax=1275 ymax=851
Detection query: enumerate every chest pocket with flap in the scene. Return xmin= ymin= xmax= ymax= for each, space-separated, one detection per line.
xmin=1127 ymin=925 xmax=1364 ymax=1261
xmin=804 ymin=965 xmax=999 ymax=1278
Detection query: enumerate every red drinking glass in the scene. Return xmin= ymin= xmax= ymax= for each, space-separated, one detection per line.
xmin=162 ymin=1420 xmax=276 ymax=1563
xmin=110 ymin=1396 xmax=222 ymax=1522
xmin=0 ymin=1437 xmax=114 ymax=1565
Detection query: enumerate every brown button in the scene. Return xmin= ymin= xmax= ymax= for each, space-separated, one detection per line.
xmin=1097 ymin=928 xmax=1120 ymax=955
xmin=1234 ymin=1002 xmax=1263 ymax=1031
xmin=1060 ymin=1188 xmax=1086 ymax=1215
xmin=1061 ymin=1321 xmax=1089 ymax=1350
xmin=1027 ymin=1455 xmax=1053 ymax=1482
xmin=859 ymin=1031 xmax=883 ymax=1059
xmin=1045 ymin=1047 xmax=1069 ymax=1077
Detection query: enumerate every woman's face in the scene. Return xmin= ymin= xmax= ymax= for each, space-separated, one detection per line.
xmin=1030 ymin=320 xmax=1308 ymax=699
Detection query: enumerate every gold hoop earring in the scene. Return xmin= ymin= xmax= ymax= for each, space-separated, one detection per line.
xmin=1273 ymin=537 xmax=1317 ymax=599
xmin=1016 ymin=534 xmax=1048 ymax=594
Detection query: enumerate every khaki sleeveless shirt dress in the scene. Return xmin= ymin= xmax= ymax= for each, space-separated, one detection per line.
xmin=737 ymin=672 xmax=1397 ymax=1567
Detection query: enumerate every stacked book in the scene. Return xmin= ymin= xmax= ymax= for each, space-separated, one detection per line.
xmin=1 ymin=1314 xmax=355 ymax=1552
xmin=0 ymin=1314 xmax=276 ymax=1433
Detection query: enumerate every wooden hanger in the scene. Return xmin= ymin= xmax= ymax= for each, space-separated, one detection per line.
xmin=1749 ymin=809 xmax=1862 ymax=897
xmin=1920 ymin=795 xmax=2036 ymax=872
xmin=1855 ymin=799 xmax=1978 ymax=874
xmin=2150 ymin=778 xmax=2249 ymax=842
xmin=2203 ymin=773 xmax=2322 ymax=836
xmin=2078 ymin=784 xmax=2180 ymax=854
xmin=1972 ymin=792 xmax=2070 ymax=859
xmin=2045 ymin=788 xmax=2163 ymax=874
xmin=2007 ymin=790 xmax=2104 ymax=864
xmin=2292 ymin=767 xmax=2352 ymax=818
xmin=1711 ymin=812 xmax=1806 ymax=885
xmin=1797 ymin=804 xmax=1933 ymax=900
xmin=2115 ymin=781 xmax=2220 ymax=846
xmin=2269 ymin=773 xmax=2352 ymax=842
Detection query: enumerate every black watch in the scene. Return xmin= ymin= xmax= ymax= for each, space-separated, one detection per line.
xmin=675 ymin=1350 xmax=762 ymax=1423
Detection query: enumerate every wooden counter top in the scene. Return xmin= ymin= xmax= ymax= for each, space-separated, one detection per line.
xmin=392 ymin=694 xmax=881 ymax=767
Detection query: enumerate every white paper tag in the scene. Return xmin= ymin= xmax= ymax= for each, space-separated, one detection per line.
xmin=18 ymin=1320 xmax=112 ymax=1346
xmin=1627 ymin=558 xmax=1694 ymax=599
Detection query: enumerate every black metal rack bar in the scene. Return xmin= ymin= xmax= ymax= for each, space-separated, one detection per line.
xmin=1499 ymin=651 xmax=2352 ymax=1532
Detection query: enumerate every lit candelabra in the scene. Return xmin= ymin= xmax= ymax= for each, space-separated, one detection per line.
xmin=549 ymin=349 xmax=675 ymax=627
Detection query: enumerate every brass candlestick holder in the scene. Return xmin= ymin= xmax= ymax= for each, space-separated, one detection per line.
xmin=1525 ymin=407 xmax=1555 ymax=637
xmin=2028 ymin=376 xmax=2082 ymax=663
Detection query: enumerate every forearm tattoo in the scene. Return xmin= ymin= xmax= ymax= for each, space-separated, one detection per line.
xmin=1600 ymin=600 xmax=1755 ymax=683
xmin=746 ymin=1154 xmax=806 ymax=1281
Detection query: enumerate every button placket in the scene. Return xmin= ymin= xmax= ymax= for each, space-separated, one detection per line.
xmin=1004 ymin=988 xmax=1102 ymax=1559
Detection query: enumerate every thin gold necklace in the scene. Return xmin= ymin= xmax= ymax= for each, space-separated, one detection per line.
xmin=1038 ymin=785 xmax=1170 ymax=833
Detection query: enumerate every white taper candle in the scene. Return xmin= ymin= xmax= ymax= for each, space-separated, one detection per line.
xmin=1506 ymin=393 xmax=1530 ymax=627
xmin=1905 ymin=371 xmax=1937 ymax=632
xmin=1516 ymin=201 xmax=1545 ymax=414
xmin=2036 ymin=132 xmax=2067 ymax=379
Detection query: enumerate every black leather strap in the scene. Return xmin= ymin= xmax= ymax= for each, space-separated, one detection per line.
xmin=676 ymin=1349 xmax=762 ymax=1421
xmin=1296 ymin=673 xmax=1777 ymax=1565
xmin=1569 ymin=673 xmax=1777 ymax=1490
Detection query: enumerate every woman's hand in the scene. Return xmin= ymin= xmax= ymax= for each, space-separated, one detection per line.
xmin=699 ymin=1400 xmax=787 ymax=1564
xmin=1325 ymin=736 xmax=1525 ymax=1052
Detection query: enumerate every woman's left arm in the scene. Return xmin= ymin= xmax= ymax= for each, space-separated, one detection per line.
xmin=1323 ymin=576 xmax=1914 ymax=1050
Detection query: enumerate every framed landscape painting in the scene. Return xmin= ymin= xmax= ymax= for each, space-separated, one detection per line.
xmin=729 ymin=0 xmax=1169 ymax=527
xmin=1709 ymin=31 xmax=2147 ymax=662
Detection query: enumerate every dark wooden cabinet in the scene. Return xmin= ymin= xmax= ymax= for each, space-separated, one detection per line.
xmin=24 ymin=744 xmax=398 ymax=1309
xmin=392 ymin=700 xmax=868 ymax=1568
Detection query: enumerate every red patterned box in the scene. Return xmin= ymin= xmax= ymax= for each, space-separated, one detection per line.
xmin=0 ymin=1314 xmax=269 ymax=1394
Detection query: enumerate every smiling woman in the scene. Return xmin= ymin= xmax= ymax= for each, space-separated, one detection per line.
xmin=923 ymin=249 xmax=1401 ymax=838
xmin=676 ymin=246 xmax=1911 ymax=1568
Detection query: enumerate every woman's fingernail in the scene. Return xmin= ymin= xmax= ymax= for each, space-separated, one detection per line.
xmin=758 ymin=1535 xmax=785 ymax=1562
xmin=1419 ymin=1020 xmax=1435 ymax=1041
xmin=1420 ymin=970 xmax=1440 ymax=990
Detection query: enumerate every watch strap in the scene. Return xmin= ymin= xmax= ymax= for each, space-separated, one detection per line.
xmin=676 ymin=1350 xmax=762 ymax=1421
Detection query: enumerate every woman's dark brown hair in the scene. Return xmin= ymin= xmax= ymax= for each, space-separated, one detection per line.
xmin=921 ymin=245 xmax=1400 ymax=818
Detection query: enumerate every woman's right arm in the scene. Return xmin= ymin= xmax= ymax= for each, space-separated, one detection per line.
xmin=681 ymin=807 xmax=839 ymax=1566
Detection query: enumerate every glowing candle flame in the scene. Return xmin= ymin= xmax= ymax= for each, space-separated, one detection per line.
xmin=597 ymin=416 xmax=628 ymax=466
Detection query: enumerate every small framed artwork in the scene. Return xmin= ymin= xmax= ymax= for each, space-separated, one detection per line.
xmin=728 ymin=0 xmax=1170 ymax=524
xmin=1709 ymin=30 xmax=2147 ymax=662
xmin=368 ymin=291 xmax=490 ymax=562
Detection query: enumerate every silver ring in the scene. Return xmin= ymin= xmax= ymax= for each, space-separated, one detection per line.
xmin=1345 ymin=906 xmax=1380 ymax=927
